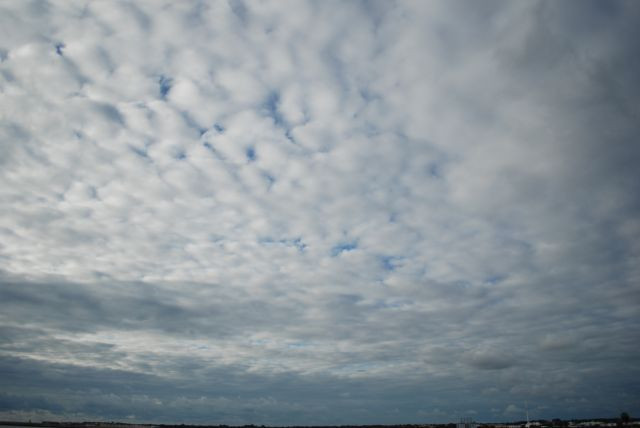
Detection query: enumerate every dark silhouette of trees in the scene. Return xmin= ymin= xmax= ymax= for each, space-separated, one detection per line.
xmin=620 ymin=413 xmax=630 ymax=425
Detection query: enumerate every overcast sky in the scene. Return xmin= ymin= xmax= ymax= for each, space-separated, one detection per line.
xmin=1 ymin=0 xmax=639 ymax=425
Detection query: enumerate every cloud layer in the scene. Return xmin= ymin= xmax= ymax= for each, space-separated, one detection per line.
xmin=1 ymin=0 xmax=639 ymax=424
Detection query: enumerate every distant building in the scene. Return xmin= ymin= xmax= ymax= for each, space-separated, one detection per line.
xmin=458 ymin=418 xmax=479 ymax=428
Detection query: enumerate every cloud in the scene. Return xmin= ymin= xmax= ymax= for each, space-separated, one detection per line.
xmin=465 ymin=352 xmax=514 ymax=371
xmin=1 ymin=0 xmax=639 ymax=424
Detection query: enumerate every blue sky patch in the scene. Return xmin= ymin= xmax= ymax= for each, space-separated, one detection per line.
xmin=263 ymin=91 xmax=286 ymax=127
xmin=380 ymin=255 xmax=402 ymax=272
xmin=159 ymin=75 xmax=172 ymax=99
xmin=263 ymin=172 xmax=275 ymax=189
xmin=129 ymin=145 xmax=149 ymax=159
xmin=246 ymin=147 xmax=256 ymax=162
xmin=331 ymin=241 xmax=358 ymax=256
xmin=428 ymin=162 xmax=442 ymax=178
xmin=259 ymin=236 xmax=306 ymax=253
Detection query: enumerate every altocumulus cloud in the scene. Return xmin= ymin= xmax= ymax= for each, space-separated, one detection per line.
xmin=1 ymin=0 xmax=639 ymax=425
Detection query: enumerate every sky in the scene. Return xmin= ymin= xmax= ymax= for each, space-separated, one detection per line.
xmin=1 ymin=0 xmax=639 ymax=425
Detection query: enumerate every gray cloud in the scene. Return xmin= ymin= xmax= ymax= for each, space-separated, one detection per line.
xmin=465 ymin=352 xmax=515 ymax=371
